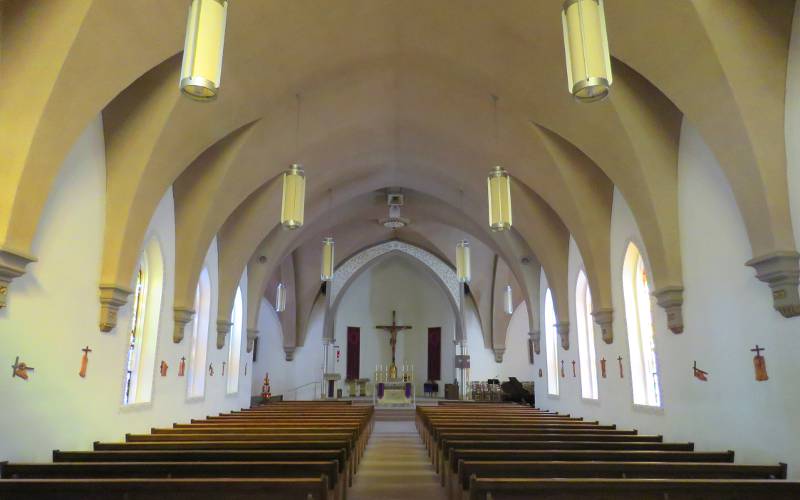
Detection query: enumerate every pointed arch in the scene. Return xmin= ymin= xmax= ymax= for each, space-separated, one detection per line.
xmin=622 ymin=242 xmax=662 ymax=407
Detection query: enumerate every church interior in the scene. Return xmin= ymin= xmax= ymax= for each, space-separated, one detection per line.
xmin=3 ymin=0 xmax=800 ymax=498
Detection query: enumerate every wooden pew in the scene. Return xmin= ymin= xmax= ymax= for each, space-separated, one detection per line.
xmin=467 ymin=477 xmax=800 ymax=500
xmin=436 ymin=439 xmax=694 ymax=478
xmin=433 ymin=432 xmax=664 ymax=464
xmin=1 ymin=461 xmax=343 ymax=500
xmin=0 ymin=477 xmax=330 ymax=500
xmin=425 ymin=426 xmax=638 ymax=465
xmin=451 ymin=461 xmax=787 ymax=500
xmin=94 ymin=439 xmax=357 ymax=482
xmin=445 ymin=449 xmax=735 ymax=489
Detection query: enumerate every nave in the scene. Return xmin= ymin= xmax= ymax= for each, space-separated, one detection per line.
xmin=4 ymin=0 xmax=800 ymax=494
xmin=2 ymin=400 xmax=799 ymax=499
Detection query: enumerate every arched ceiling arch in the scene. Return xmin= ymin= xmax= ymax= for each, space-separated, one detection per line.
xmin=225 ymin=178 xmax=544 ymax=346
xmin=0 ymin=0 xmax=795 ymax=320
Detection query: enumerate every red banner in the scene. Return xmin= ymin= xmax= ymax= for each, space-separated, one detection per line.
xmin=428 ymin=327 xmax=441 ymax=381
xmin=346 ymin=327 xmax=360 ymax=380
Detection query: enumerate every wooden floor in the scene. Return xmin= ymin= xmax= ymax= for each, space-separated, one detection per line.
xmin=349 ymin=421 xmax=446 ymax=500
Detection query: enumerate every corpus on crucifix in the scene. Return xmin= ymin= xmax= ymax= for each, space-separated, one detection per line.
xmin=376 ymin=310 xmax=412 ymax=380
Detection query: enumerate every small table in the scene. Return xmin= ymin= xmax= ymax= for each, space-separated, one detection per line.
xmin=356 ymin=378 xmax=370 ymax=397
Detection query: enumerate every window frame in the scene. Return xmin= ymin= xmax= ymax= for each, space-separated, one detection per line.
xmin=187 ymin=267 xmax=211 ymax=400
xmin=544 ymin=288 xmax=560 ymax=397
xmin=226 ymin=286 xmax=244 ymax=395
xmin=622 ymin=242 xmax=662 ymax=408
xmin=575 ymin=270 xmax=599 ymax=400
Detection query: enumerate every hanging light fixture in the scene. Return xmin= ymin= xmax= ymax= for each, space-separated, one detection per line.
xmin=321 ymin=238 xmax=335 ymax=282
xmin=487 ymin=95 xmax=512 ymax=231
xmin=456 ymin=240 xmax=471 ymax=284
xmin=504 ymin=285 xmax=514 ymax=315
xmin=562 ymin=0 xmax=612 ymax=102
xmin=281 ymin=94 xmax=306 ymax=229
xmin=179 ymin=0 xmax=228 ymax=101
xmin=320 ymin=189 xmax=335 ymax=282
xmin=281 ymin=164 xmax=305 ymax=229
xmin=488 ymin=166 xmax=512 ymax=231
xmin=275 ymin=283 xmax=286 ymax=313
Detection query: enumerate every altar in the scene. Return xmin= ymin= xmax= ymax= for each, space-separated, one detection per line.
xmin=373 ymin=364 xmax=415 ymax=407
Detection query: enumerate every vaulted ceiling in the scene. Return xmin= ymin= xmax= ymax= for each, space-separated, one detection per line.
xmin=0 ymin=0 xmax=796 ymax=352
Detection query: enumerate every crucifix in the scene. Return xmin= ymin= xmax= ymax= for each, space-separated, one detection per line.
xmin=571 ymin=360 xmax=576 ymax=378
xmin=693 ymin=361 xmax=708 ymax=381
xmin=600 ymin=357 xmax=607 ymax=378
xmin=79 ymin=346 xmax=92 ymax=378
xmin=178 ymin=357 xmax=186 ymax=377
xmin=376 ymin=310 xmax=412 ymax=379
xmin=11 ymin=356 xmax=34 ymax=380
xmin=751 ymin=345 xmax=769 ymax=382
xmin=222 ymin=361 xmax=227 ymax=376
xmin=617 ymin=355 xmax=624 ymax=379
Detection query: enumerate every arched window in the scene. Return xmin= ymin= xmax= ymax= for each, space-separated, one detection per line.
xmin=187 ymin=268 xmax=211 ymax=398
xmin=122 ymin=238 xmax=164 ymax=405
xmin=227 ymin=286 xmax=244 ymax=394
xmin=622 ymin=243 xmax=661 ymax=407
xmin=544 ymin=288 xmax=559 ymax=396
xmin=575 ymin=271 xmax=598 ymax=400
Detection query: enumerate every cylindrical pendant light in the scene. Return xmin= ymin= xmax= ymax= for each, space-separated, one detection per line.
xmin=562 ymin=0 xmax=612 ymax=102
xmin=275 ymin=283 xmax=286 ymax=313
xmin=487 ymin=166 xmax=512 ymax=231
xmin=180 ymin=0 xmax=228 ymax=101
xmin=321 ymin=237 xmax=335 ymax=281
xmin=281 ymin=164 xmax=305 ymax=229
xmin=456 ymin=240 xmax=471 ymax=284
xmin=504 ymin=285 xmax=514 ymax=315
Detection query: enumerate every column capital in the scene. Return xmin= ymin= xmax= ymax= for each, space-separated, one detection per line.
xmin=746 ymin=251 xmax=800 ymax=318
xmin=98 ymin=284 xmax=132 ymax=332
xmin=0 ymin=247 xmax=37 ymax=310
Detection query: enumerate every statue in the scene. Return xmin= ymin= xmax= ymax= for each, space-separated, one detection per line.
xmin=375 ymin=310 xmax=412 ymax=379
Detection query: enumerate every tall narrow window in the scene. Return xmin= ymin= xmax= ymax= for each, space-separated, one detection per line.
xmin=544 ymin=288 xmax=559 ymax=396
xmin=123 ymin=265 xmax=147 ymax=405
xmin=575 ymin=271 xmax=598 ymax=399
xmin=122 ymin=238 xmax=164 ymax=405
xmin=187 ymin=268 xmax=211 ymax=398
xmin=622 ymin=243 xmax=661 ymax=407
xmin=227 ymin=286 xmax=244 ymax=394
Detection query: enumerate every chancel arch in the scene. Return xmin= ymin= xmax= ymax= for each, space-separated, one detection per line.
xmin=214 ymin=172 xmax=551 ymax=348
xmin=329 ymin=241 xmax=464 ymax=341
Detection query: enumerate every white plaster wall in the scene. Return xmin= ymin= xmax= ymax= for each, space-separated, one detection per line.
xmin=496 ymin=302 xmax=536 ymax=382
xmin=252 ymin=296 xmax=326 ymax=400
xmin=465 ymin=299 xmax=500 ymax=383
xmin=0 ymin=116 xmax=252 ymax=462
xmin=528 ymin=118 xmax=800 ymax=477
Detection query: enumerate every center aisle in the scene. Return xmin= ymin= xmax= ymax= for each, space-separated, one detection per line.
xmin=349 ymin=419 xmax=447 ymax=500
